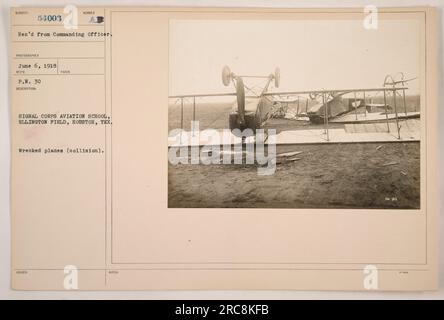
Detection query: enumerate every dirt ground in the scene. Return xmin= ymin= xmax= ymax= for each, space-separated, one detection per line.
xmin=168 ymin=142 xmax=420 ymax=209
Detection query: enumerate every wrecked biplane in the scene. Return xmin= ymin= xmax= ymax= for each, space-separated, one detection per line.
xmin=169 ymin=67 xmax=417 ymax=136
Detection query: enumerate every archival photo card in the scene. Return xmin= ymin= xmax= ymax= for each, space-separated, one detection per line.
xmin=10 ymin=7 xmax=438 ymax=291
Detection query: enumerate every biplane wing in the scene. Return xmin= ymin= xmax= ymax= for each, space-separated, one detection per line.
xmin=169 ymin=66 xmax=417 ymax=138
xmin=263 ymin=87 xmax=408 ymax=97
xmin=169 ymin=92 xmax=237 ymax=98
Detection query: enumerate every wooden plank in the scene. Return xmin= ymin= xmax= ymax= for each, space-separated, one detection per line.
xmin=354 ymin=124 xmax=365 ymax=133
xmin=375 ymin=122 xmax=387 ymax=133
xmin=344 ymin=124 xmax=354 ymax=133
xmin=364 ymin=123 xmax=376 ymax=133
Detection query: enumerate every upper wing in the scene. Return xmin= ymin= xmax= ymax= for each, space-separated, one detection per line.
xmin=169 ymin=92 xmax=237 ymax=98
xmin=263 ymin=87 xmax=409 ymax=97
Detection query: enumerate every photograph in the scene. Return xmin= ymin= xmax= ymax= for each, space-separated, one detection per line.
xmin=168 ymin=19 xmax=421 ymax=209
xmin=5 ymin=4 xmax=439 ymax=296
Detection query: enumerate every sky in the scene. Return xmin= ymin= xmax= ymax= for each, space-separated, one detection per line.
xmin=169 ymin=19 xmax=421 ymax=97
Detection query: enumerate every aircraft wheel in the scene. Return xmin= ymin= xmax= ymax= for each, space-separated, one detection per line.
xmin=222 ymin=66 xmax=232 ymax=86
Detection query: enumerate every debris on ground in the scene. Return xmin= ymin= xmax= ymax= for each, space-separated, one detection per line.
xmin=277 ymin=151 xmax=303 ymax=157
xmin=381 ymin=161 xmax=399 ymax=167
xmin=376 ymin=145 xmax=383 ymax=150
